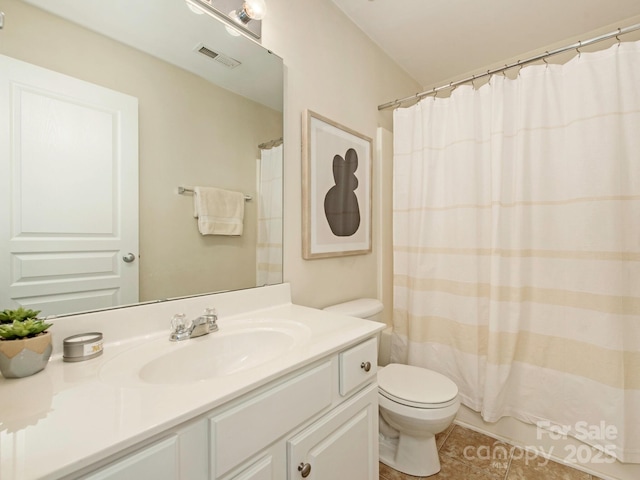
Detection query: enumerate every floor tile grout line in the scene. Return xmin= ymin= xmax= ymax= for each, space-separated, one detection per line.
xmin=503 ymin=447 xmax=515 ymax=480
xmin=380 ymin=424 xmax=601 ymax=480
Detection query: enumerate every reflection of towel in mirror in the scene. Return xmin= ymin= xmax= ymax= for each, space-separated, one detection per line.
xmin=193 ymin=187 xmax=244 ymax=236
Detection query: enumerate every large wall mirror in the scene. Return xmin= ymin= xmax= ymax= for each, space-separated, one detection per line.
xmin=0 ymin=0 xmax=283 ymax=317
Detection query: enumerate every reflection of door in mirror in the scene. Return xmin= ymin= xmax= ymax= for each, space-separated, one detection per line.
xmin=0 ymin=54 xmax=139 ymax=316
xmin=0 ymin=0 xmax=283 ymax=318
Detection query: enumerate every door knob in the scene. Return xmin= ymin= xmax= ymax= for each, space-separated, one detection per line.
xmin=361 ymin=361 xmax=371 ymax=372
xmin=298 ymin=462 xmax=311 ymax=478
xmin=122 ymin=253 xmax=136 ymax=263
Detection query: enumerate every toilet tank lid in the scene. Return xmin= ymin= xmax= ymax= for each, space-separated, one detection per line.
xmin=323 ymin=298 xmax=383 ymax=318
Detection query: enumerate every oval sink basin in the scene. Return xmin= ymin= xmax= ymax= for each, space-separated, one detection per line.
xmin=141 ymin=329 xmax=293 ymax=384
xmin=100 ymin=319 xmax=311 ymax=386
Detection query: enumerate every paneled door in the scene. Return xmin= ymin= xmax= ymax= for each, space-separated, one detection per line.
xmin=0 ymin=54 xmax=138 ymax=316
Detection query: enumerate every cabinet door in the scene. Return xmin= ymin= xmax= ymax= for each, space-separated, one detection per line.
xmin=287 ymin=384 xmax=378 ymax=480
xmin=211 ymin=362 xmax=332 ymax=478
xmin=224 ymin=455 xmax=275 ymax=480
xmin=83 ymin=436 xmax=177 ymax=480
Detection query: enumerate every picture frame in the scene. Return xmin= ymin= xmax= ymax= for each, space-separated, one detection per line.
xmin=302 ymin=110 xmax=372 ymax=259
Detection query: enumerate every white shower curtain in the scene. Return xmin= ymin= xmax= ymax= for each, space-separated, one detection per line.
xmin=256 ymin=144 xmax=283 ymax=286
xmin=392 ymin=41 xmax=640 ymax=462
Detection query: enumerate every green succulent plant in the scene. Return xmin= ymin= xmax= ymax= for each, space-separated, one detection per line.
xmin=0 ymin=307 xmax=42 ymax=323
xmin=0 ymin=308 xmax=52 ymax=340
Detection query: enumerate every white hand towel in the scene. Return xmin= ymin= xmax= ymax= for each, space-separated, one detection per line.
xmin=193 ymin=187 xmax=245 ymax=236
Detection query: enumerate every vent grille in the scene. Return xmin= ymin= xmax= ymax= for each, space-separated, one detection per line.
xmin=195 ymin=44 xmax=241 ymax=69
xmin=198 ymin=45 xmax=219 ymax=60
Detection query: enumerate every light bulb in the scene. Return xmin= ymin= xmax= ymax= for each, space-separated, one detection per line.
xmin=233 ymin=0 xmax=267 ymax=24
xmin=243 ymin=0 xmax=267 ymax=21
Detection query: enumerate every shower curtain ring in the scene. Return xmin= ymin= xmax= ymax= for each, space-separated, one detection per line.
xmin=543 ymin=54 xmax=549 ymax=68
xmin=616 ymin=28 xmax=622 ymax=46
xmin=576 ymin=41 xmax=582 ymax=57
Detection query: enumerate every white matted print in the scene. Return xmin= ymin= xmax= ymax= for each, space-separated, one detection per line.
xmin=302 ymin=110 xmax=372 ymax=259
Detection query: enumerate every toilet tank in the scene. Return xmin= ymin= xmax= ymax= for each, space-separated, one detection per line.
xmin=322 ymin=298 xmax=383 ymax=322
xmin=323 ymin=298 xmax=391 ymax=366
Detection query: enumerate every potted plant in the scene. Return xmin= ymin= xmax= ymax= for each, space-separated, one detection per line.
xmin=0 ymin=307 xmax=53 ymax=378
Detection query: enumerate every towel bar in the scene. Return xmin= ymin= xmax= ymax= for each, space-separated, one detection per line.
xmin=178 ymin=186 xmax=252 ymax=201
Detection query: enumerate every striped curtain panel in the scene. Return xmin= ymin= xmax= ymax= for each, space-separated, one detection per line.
xmin=256 ymin=144 xmax=283 ymax=286
xmin=392 ymin=41 xmax=640 ymax=462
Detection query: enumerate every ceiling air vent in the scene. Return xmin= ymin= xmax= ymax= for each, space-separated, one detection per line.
xmin=195 ymin=44 xmax=241 ymax=69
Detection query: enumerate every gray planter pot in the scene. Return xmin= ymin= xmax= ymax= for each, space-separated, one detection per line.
xmin=0 ymin=332 xmax=53 ymax=378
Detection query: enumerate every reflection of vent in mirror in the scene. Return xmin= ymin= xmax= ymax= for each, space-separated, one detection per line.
xmin=195 ymin=44 xmax=241 ymax=69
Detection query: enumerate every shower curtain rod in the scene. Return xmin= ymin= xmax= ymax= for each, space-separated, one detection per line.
xmin=258 ymin=137 xmax=283 ymax=149
xmin=378 ymin=22 xmax=640 ymax=111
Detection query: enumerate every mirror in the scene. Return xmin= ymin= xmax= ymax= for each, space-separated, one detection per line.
xmin=0 ymin=0 xmax=283 ymax=317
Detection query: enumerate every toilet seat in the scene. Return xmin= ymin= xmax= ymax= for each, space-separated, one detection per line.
xmin=378 ymin=364 xmax=458 ymax=409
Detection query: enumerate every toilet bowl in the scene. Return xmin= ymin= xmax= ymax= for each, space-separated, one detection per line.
xmin=377 ymin=363 xmax=460 ymax=476
xmin=323 ymin=299 xmax=460 ymax=477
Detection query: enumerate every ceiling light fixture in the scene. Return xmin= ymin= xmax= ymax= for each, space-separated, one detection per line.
xmin=185 ymin=0 xmax=266 ymax=39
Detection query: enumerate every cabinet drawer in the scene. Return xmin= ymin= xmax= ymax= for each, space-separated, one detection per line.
xmin=222 ymin=455 xmax=273 ymax=480
xmin=83 ymin=436 xmax=178 ymax=480
xmin=339 ymin=337 xmax=377 ymax=396
xmin=210 ymin=362 xmax=332 ymax=478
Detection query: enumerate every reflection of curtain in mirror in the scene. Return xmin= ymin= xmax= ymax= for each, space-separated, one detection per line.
xmin=257 ymin=144 xmax=283 ymax=285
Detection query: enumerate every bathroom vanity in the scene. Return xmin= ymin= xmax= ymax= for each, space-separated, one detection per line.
xmin=0 ymin=284 xmax=384 ymax=479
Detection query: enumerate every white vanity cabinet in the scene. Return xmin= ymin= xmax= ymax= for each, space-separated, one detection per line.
xmin=0 ymin=286 xmax=387 ymax=480
xmin=78 ymin=337 xmax=379 ymax=480
xmin=212 ymin=338 xmax=379 ymax=480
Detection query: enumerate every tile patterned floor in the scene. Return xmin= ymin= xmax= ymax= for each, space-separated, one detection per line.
xmin=379 ymin=424 xmax=605 ymax=480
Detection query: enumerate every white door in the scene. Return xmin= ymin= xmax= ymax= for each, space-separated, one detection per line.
xmin=0 ymin=54 xmax=138 ymax=316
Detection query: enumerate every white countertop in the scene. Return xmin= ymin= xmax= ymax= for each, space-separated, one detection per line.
xmin=0 ymin=284 xmax=384 ymax=480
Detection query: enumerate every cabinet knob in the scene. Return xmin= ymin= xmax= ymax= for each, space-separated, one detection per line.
xmin=298 ymin=462 xmax=311 ymax=478
xmin=360 ymin=361 xmax=371 ymax=372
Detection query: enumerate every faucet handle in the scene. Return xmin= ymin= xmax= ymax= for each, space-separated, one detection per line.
xmin=203 ymin=307 xmax=219 ymax=332
xmin=171 ymin=313 xmax=189 ymax=332
xmin=170 ymin=313 xmax=191 ymax=341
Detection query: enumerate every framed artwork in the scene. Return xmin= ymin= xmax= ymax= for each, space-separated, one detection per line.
xmin=302 ymin=110 xmax=372 ymax=259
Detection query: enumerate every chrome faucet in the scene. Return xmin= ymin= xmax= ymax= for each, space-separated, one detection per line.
xmin=169 ymin=308 xmax=219 ymax=342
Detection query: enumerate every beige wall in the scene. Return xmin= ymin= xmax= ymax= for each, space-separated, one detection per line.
xmin=420 ymin=14 xmax=640 ymax=93
xmin=260 ymin=0 xmax=420 ymax=310
xmin=8 ymin=0 xmax=634 ymax=318
xmin=258 ymin=2 xmax=638 ymax=318
xmin=1 ymin=0 xmax=282 ymax=302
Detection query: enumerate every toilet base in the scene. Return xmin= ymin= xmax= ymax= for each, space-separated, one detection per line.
xmin=379 ymin=432 xmax=441 ymax=477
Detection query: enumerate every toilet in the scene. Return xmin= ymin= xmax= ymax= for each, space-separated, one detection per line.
xmin=323 ymin=299 xmax=460 ymax=477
